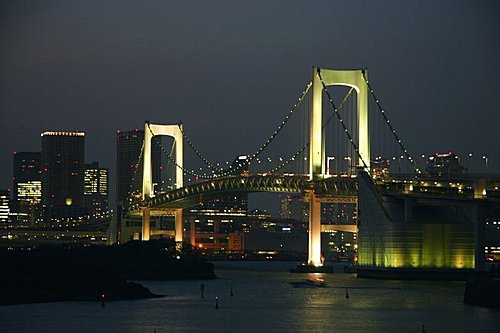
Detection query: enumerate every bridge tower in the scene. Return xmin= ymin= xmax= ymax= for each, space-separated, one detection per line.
xmin=308 ymin=67 xmax=370 ymax=266
xmin=141 ymin=121 xmax=184 ymax=242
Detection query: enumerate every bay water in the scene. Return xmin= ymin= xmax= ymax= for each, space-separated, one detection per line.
xmin=1 ymin=261 xmax=499 ymax=332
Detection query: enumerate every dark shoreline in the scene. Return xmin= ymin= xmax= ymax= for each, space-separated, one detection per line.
xmin=0 ymin=240 xmax=216 ymax=306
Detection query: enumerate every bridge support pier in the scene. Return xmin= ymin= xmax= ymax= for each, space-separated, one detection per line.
xmin=141 ymin=208 xmax=151 ymax=241
xmin=308 ymin=191 xmax=322 ymax=266
xmin=175 ymin=208 xmax=183 ymax=243
xmin=305 ymin=67 xmax=370 ymax=267
xmin=190 ymin=219 xmax=196 ymax=247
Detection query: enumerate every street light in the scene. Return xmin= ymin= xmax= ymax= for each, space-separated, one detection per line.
xmin=464 ymin=152 xmax=473 ymax=171
xmin=420 ymin=154 xmax=427 ymax=171
xmin=327 ymin=157 xmax=336 ymax=176
xmin=482 ymin=155 xmax=488 ymax=170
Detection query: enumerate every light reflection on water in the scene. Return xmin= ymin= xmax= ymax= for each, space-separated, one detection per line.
xmin=1 ymin=261 xmax=499 ymax=332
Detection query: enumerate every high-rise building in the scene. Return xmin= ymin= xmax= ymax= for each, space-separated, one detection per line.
xmin=12 ymin=152 xmax=42 ymax=224
xmin=116 ymin=129 xmax=161 ymax=209
xmin=279 ymin=194 xmax=307 ymax=221
xmin=84 ymin=162 xmax=109 ymax=216
xmin=0 ymin=190 xmax=10 ymax=223
xmin=41 ymin=131 xmax=86 ymax=220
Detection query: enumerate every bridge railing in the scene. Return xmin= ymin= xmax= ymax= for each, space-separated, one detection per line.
xmin=379 ymin=179 xmax=475 ymax=198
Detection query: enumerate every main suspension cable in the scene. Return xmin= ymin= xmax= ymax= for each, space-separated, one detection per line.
xmin=361 ymin=69 xmax=420 ymax=174
xmin=178 ymin=123 xmax=222 ymax=173
xmin=248 ymin=81 xmax=312 ymax=162
xmin=265 ymin=143 xmax=310 ymax=174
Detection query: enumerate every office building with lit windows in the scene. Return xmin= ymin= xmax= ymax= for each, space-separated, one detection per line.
xmin=0 ymin=190 xmax=10 ymax=223
xmin=84 ymin=162 xmax=109 ymax=216
xmin=41 ymin=131 xmax=86 ymax=220
xmin=12 ymin=152 xmax=42 ymax=224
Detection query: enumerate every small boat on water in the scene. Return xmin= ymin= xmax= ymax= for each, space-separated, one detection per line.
xmin=290 ymin=278 xmax=327 ymax=288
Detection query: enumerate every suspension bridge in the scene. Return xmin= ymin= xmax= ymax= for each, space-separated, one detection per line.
xmin=121 ymin=67 xmax=500 ymax=274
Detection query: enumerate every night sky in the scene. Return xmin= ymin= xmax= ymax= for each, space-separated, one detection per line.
xmin=1 ymin=1 xmax=499 ymax=202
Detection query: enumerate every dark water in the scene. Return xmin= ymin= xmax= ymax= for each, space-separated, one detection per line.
xmin=1 ymin=261 xmax=499 ymax=332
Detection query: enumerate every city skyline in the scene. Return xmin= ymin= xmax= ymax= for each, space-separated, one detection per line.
xmin=1 ymin=1 xmax=499 ymax=196
xmin=1 ymin=3 xmax=500 ymax=328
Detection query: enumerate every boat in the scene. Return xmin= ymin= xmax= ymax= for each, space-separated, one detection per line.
xmin=290 ymin=278 xmax=327 ymax=288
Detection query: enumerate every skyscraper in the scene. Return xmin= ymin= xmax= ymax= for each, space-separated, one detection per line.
xmin=13 ymin=152 xmax=42 ymax=224
xmin=84 ymin=161 xmax=109 ymax=216
xmin=116 ymin=129 xmax=161 ymax=209
xmin=41 ymin=131 xmax=85 ymax=220
xmin=279 ymin=194 xmax=307 ymax=221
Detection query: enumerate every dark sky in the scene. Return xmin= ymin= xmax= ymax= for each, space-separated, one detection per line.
xmin=1 ymin=1 xmax=499 ymax=199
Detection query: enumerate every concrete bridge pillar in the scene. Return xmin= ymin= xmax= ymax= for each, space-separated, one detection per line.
xmin=141 ymin=208 xmax=151 ymax=241
xmin=143 ymin=122 xmax=183 ymax=201
xmin=308 ymin=191 xmax=322 ymax=266
xmin=309 ymin=67 xmax=370 ymax=179
xmin=141 ymin=122 xmax=184 ymax=242
xmin=175 ymin=208 xmax=183 ymax=243
xmin=307 ymin=67 xmax=370 ymax=267
xmin=190 ymin=219 xmax=196 ymax=247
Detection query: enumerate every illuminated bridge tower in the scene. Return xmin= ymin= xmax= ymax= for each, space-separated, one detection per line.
xmin=308 ymin=67 xmax=370 ymax=266
xmin=141 ymin=122 xmax=183 ymax=242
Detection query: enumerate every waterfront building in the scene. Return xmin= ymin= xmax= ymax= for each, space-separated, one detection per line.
xmin=41 ymin=131 xmax=86 ymax=220
xmin=0 ymin=190 xmax=10 ymax=223
xmin=425 ymin=152 xmax=465 ymax=176
xmin=187 ymin=193 xmax=249 ymax=251
xmin=12 ymin=152 xmax=42 ymax=224
xmin=485 ymin=218 xmax=500 ymax=261
xmin=116 ymin=129 xmax=161 ymax=209
xmin=185 ymin=155 xmax=250 ymax=251
xmin=84 ymin=162 xmax=109 ymax=216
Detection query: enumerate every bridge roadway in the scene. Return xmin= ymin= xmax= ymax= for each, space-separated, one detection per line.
xmin=128 ymin=174 xmax=359 ymax=215
xmin=126 ymin=172 xmax=500 ymax=244
xmin=131 ymin=171 xmax=500 ymax=216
